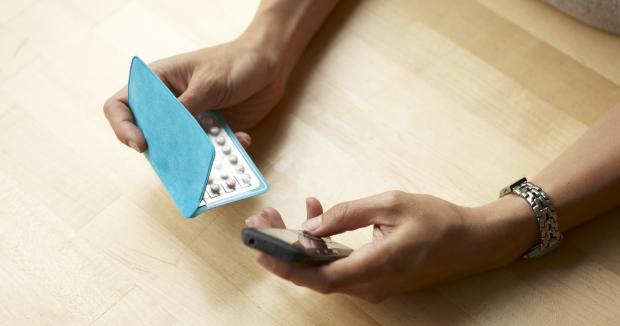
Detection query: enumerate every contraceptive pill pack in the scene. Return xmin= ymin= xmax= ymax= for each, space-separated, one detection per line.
xmin=127 ymin=56 xmax=268 ymax=218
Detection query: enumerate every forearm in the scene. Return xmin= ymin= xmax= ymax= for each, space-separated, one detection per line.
xmin=239 ymin=0 xmax=339 ymax=78
xmin=533 ymin=103 xmax=620 ymax=230
xmin=478 ymin=103 xmax=620 ymax=263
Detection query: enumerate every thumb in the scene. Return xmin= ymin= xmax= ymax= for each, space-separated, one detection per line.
xmin=302 ymin=197 xmax=383 ymax=237
xmin=177 ymin=76 xmax=236 ymax=116
xmin=177 ymin=82 xmax=208 ymax=116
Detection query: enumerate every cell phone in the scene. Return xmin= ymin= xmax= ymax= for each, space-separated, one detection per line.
xmin=241 ymin=228 xmax=353 ymax=265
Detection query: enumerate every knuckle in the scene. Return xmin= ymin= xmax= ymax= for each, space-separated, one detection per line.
xmin=382 ymin=190 xmax=405 ymax=208
xmin=326 ymin=202 xmax=350 ymax=225
xmin=102 ymin=100 xmax=113 ymax=117
xmin=149 ymin=60 xmax=166 ymax=75
xmin=198 ymin=77 xmax=227 ymax=107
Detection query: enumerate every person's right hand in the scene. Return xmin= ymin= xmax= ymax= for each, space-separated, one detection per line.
xmin=103 ymin=39 xmax=287 ymax=152
xmin=245 ymin=192 xmax=538 ymax=303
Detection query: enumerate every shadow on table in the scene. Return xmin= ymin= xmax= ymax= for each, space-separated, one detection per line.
xmin=247 ymin=0 xmax=363 ymax=182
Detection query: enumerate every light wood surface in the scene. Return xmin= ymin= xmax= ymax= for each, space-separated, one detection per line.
xmin=2 ymin=0 xmax=620 ymax=325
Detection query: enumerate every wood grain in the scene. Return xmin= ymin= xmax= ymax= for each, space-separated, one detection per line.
xmin=1 ymin=0 xmax=619 ymax=324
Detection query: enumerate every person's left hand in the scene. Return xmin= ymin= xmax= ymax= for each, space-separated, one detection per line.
xmin=245 ymin=191 xmax=537 ymax=302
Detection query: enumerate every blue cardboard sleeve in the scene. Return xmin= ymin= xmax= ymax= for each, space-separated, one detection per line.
xmin=127 ymin=56 xmax=268 ymax=218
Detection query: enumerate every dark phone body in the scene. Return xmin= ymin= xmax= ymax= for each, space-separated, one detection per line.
xmin=242 ymin=228 xmax=353 ymax=265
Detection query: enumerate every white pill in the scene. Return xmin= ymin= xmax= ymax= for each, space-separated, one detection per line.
xmin=216 ymin=136 xmax=226 ymax=145
xmin=241 ymin=174 xmax=251 ymax=184
xmin=235 ymin=165 xmax=245 ymax=173
xmin=228 ymin=155 xmax=238 ymax=165
xmin=226 ymin=179 xmax=236 ymax=188
xmin=209 ymin=126 xmax=220 ymax=135
xmin=219 ymin=172 xmax=229 ymax=180
xmin=221 ymin=145 xmax=231 ymax=155
xmin=210 ymin=184 xmax=220 ymax=193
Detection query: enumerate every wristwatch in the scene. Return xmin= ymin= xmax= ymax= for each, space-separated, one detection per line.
xmin=499 ymin=177 xmax=563 ymax=259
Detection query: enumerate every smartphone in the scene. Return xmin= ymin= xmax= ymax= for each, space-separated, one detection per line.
xmin=241 ymin=228 xmax=353 ymax=265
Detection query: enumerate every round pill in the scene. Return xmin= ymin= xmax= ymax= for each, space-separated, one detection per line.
xmin=221 ymin=145 xmax=231 ymax=155
xmin=235 ymin=165 xmax=245 ymax=173
xmin=241 ymin=174 xmax=251 ymax=184
xmin=228 ymin=155 xmax=238 ymax=165
xmin=209 ymin=126 xmax=220 ymax=135
xmin=216 ymin=136 xmax=226 ymax=145
xmin=219 ymin=172 xmax=229 ymax=180
xmin=210 ymin=184 xmax=220 ymax=193
xmin=226 ymin=179 xmax=236 ymax=188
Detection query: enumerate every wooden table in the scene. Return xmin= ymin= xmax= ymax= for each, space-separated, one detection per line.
xmin=1 ymin=0 xmax=620 ymax=324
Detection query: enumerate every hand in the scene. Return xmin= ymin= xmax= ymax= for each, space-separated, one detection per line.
xmin=103 ymin=38 xmax=287 ymax=152
xmin=245 ymin=191 xmax=537 ymax=303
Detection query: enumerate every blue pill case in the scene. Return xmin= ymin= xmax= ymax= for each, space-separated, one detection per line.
xmin=127 ymin=56 xmax=268 ymax=218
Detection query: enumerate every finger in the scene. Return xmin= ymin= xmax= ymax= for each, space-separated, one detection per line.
xmin=177 ymin=77 xmax=231 ymax=116
xmin=316 ymin=241 xmax=387 ymax=288
xmin=298 ymin=235 xmax=317 ymax=248
xmin=102 ymin=86 xmax=147 ymax=152
xmin=260 ymin=207 xmax=286 ymax=228
xmin=257 ymin=254 xmax=335 ymax=291
xmin=177 ymin=81 xmax=205 ymax=115
xmin=305 ymin=197 xmax=324 ymax=220
xmin=234 ymin=132 xmax=252 ymax=149
xmin=305 ymin=197 xmax=330 ymax=239
xmin=257 ymin=241 xmax=388 ymax=294
xmin=245 ymin=214 xmax=271 ymax=228
xmin=302 ymin=194 xmax=391 ymax=237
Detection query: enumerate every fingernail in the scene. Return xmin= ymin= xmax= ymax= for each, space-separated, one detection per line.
xmin=302 ymin=216 xmax=321 ymax=231
xmin=128 ymin=140 xmax=140 ymax=152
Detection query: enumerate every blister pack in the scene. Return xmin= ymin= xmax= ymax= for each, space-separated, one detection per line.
xmin=196 ymin=111 xmax=268 ymax=210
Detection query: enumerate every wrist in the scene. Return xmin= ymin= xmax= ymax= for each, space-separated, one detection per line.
xmin=471 ymin=195 xmax=539 ymax=267
xmin=233 ymin=27 xmax=285 ymax=80
xmin=237 ymin=0 xmax=337 ymax=81
xmin=236 ymin=3 xmax=301 ymax=81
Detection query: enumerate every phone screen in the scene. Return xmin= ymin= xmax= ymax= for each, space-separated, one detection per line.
xmin=259 ymin=229 xmax=341 ymax=251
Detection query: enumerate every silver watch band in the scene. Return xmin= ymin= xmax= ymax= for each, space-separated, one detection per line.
xmin=499 ymin=178 xmax=563 ymax=259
